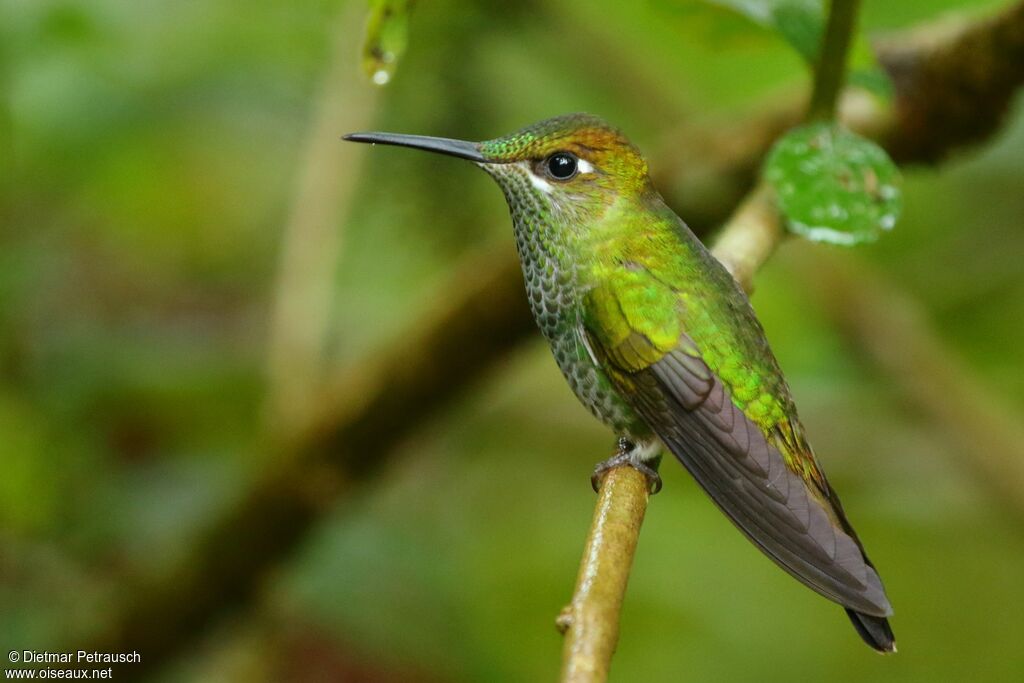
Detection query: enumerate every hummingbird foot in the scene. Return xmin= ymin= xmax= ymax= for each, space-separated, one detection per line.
xmin=591 ymin=438 xmax=663 ymax=494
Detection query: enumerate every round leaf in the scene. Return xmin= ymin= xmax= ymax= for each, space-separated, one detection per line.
xmin=765 ymin=122 xmax=902 ymax=245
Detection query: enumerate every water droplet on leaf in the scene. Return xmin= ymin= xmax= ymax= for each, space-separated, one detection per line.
xmin=362 ymin=1 xmax=413 ymax=87
xmin=764 ymin=122 xmax=902 ymax=246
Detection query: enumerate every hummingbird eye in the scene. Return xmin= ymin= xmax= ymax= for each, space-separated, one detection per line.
xmin=544 ymin=153 xmax=579 ymax=181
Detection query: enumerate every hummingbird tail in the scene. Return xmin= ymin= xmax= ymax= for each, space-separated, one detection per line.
xmin=846 ymin=609 xmax=896 ymax=653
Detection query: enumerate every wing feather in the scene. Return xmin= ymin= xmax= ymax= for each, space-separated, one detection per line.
xmin=582 ymin=279 xmax=892 ymax=617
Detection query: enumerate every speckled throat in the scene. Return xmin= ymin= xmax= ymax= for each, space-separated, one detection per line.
xmin=484 ymin=162 xmax=645 ymax=437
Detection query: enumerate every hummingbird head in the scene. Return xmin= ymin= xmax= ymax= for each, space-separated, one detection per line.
xmin=345 ymin=114 xmax=653 ymax=224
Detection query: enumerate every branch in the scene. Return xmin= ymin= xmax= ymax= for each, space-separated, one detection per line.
xmin=558 ymin=467 xmax=651 ymax=682
xmin=708 ymin=186 xmax=782 ymax=292
xmin=879 ymin=0 xmax=1024 ymax=163
xmin=794 ymin=251 xmax=1024 ymax=522
xmin=89 ymin=248 xmax=535 ymax=680
xmin=86 ymin=4 xmax=1024 ymax=678
xmin=264 ymin=3 xmax=381 ymax=432
xmin=808 ymin=0 xmax=862 ymax=121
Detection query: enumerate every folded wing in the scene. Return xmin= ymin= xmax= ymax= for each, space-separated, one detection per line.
xmin=582 ymin=277 xmax=892 ymax=617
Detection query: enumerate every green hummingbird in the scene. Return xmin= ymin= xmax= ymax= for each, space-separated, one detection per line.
xmin=345 ymin=113 xmax=895 ymax=652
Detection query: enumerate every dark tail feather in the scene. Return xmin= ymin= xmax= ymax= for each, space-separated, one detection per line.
xmin=846 ymin=609 xmax=897 ymax=653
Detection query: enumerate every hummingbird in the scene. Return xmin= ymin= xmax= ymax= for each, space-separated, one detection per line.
xmin=345 ymin=113 xmax=895 ymax=652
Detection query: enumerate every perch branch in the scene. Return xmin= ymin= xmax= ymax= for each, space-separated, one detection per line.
xmin=558 ymin=467 xmax=651 ymax=682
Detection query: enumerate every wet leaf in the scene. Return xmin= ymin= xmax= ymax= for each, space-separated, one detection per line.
xmin=362 ymin=0 xmax=414 ymax=86
xmin=764 ymin=122 xmax=902 ymax=245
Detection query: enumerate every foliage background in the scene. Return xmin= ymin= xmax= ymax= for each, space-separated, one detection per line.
xmin=2 ymin=0 xmax=1023 ymax=680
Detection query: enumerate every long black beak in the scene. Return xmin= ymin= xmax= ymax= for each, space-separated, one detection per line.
xmin=343 ymin=132 xmax=486 ymax=162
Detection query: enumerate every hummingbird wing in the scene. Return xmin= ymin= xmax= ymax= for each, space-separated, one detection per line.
xmin=581 ymin=269 xmax=893 ymax=618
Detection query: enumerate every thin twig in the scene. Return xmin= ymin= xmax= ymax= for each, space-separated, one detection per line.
xmin=558 ymin=467 xmax=651 ymax=682
xmin=265 ymin=2 xmax=381 ymax=433
xmin=708 ymin=185 xmax=782 ymax=291
xmin=808 ymin=0 xmax=862 ymax=121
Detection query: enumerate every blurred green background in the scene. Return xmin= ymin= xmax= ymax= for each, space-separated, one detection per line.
xmin=2 ymin=0 xmax=1024 ymax=681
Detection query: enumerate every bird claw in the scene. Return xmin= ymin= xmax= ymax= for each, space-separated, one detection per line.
xmin=591 ymin=438 xmax=662 ymax=494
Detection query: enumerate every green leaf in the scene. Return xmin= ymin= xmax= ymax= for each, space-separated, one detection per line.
xmin=848 ymin=66 xmax=894 ymax=100
xmin=698 ymin=0 xmax=894 ymax=101
xmin=764 ymin=122 xmax=902 ymax=245
xmin=702 ymin=0 xmax=824 ymax=62
xmin=848 ymin=33 xmax=896 ymax=101
xmin=362 ymin=0 xmax=415 ymax=86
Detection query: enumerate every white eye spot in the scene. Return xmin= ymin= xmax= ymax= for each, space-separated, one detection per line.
xmin=576 ymin=158 xmax=595 ymax=175
xmin=529 ymin=173 xmax=555 ymax=194
xmin=521 ymin=161 xmax=554 ymax=194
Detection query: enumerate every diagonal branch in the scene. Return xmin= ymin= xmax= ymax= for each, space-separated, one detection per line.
xmin=879 ymin=0 xmax=1024 ymax=163
xmin=795 ymin=251 xmax=1024 ymax=520
xmin=90 ymin=248 xmax=534 ymax=681
xmin=264 ymin=2 xmax=381 ymax=433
